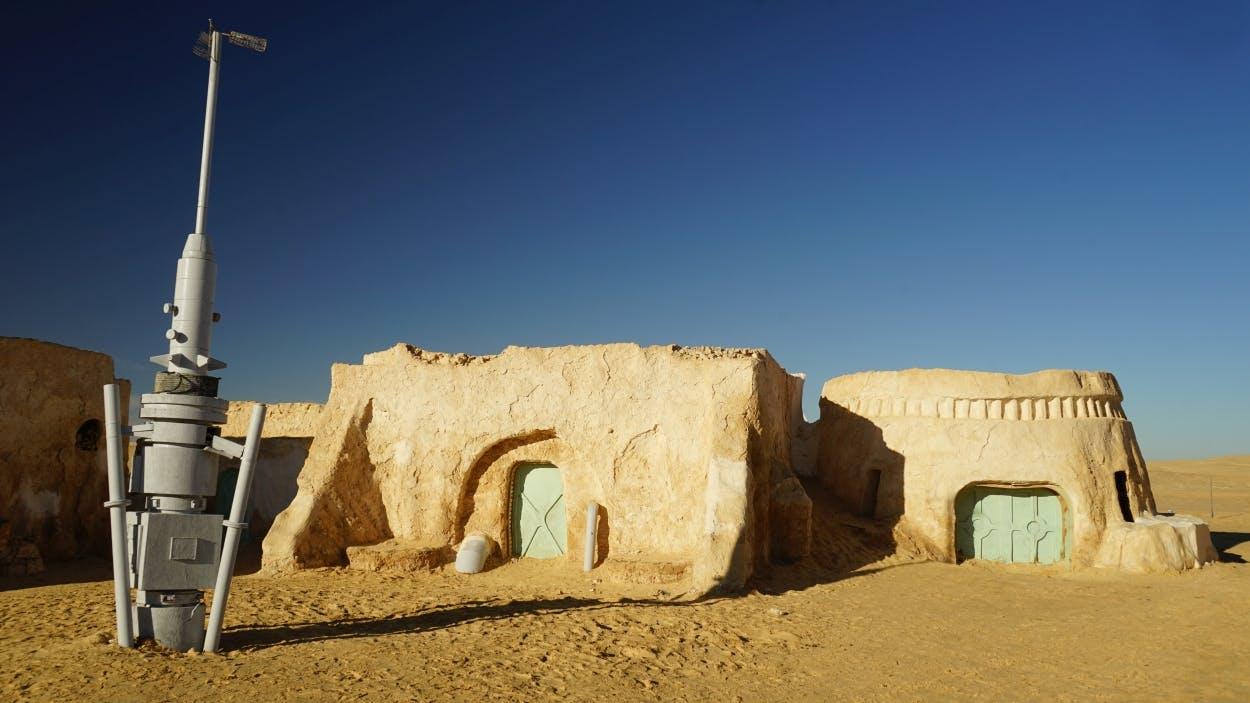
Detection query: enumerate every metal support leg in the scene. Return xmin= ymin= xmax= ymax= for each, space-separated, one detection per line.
xmin=203 ymin=403 xmax=265 ymax=652
xmin=103 ymin=384 xmax=134 ymax=648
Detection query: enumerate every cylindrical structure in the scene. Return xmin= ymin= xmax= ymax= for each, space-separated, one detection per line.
xmin=167 ymin=235 xmax=218 ymax=369
xmin=194 ymin=30 xmax=221 ymax=235
xmin=102 ymin=384 xmax=134 ymax=648
xmin=203 ymin=403 xmax=266 ymax=653
xmin=112 ymin=19 xmax=267 ymax=654
xmin=455 ymin=534 xmax=489 ymax=574
xmin=583 ymin=501 xmax=599 ymax=572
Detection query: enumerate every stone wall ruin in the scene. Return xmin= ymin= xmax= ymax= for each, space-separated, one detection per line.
xmin=0 ymin=337 xmax=130 ymax=570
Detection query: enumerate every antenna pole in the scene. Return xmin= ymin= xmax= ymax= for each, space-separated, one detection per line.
xmin=194 ymin=27 xmax=222 ymax=235
xmin=104 ymin=19 xmax=268 ymax=653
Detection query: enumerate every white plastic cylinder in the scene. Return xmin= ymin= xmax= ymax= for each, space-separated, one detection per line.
xmin=169 ymin=249 xmax=217 ymax=365
xmin=584 ymin=501 xmax=599 ymax=572
xmin=203 ymin=403 xmax=265 ymax=653
xmin=455 ymin=534 xmax=489 ymax=574
xmin=103 ymin=384 xmax=134 ymax=648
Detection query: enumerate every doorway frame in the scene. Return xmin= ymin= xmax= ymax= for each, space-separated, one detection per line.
xmin=506 ymin=460 xmax=569 ymax=560
xmin=951 ymin=481 xmax=1072 ymax=565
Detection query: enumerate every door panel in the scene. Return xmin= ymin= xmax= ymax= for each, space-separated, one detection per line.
xmin=956 ymin=486 xmax=1064 ymax=564
xmin=511 ymin=464 xmax=567 ymax=559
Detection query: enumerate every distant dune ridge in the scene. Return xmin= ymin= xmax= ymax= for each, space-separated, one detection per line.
xmin=1147 ymin=455 xmax=1250 ymax=521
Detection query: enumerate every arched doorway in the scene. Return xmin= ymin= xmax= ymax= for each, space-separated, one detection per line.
xmin=955 ymin=485 xmax=1066 ymax=564
xmin=75 ymin=419 xmax=101 ymax=451
xmin=510 ymin=463 xmax=567 ymax=559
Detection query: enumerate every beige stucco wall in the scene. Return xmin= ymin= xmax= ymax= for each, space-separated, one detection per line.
xmin=223 ymin=402 xmax=322 ymax=538
xmin=261 ymin=343 xmax=806 ymax=595
xmin=817 ymin=368 xmax=1213 ymax=571
xmin=0 ymin=337 xmax=129 ymax=561
xmin=224 ymin=401 xmax=323 ymax=439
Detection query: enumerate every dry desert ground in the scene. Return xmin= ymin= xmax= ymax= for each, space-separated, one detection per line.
xmin=2 ymin=456 xmax=1248 ymax=702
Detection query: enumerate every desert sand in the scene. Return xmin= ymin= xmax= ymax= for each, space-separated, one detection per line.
xmin=2 ymin=456 xmax=1247 ymax=702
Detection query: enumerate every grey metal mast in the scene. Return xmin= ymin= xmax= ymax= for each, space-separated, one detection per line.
xmin=102 ymin=19 xmax=269 ymax=653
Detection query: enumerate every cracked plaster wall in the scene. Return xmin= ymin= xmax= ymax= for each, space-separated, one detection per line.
xmin=261 ymin=343 xmax=802 ymax=594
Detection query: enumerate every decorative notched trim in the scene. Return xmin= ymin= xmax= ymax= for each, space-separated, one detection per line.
xmin=832 ymin=395 xmax=1126 ymax=421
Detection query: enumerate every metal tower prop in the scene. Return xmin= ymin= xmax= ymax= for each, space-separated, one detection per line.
xmin=103 ymin=20 xmax=269 ymax=653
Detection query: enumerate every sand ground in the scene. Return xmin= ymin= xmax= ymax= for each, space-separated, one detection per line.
xmin=2 ymin=456 xmax=1248 ymax=702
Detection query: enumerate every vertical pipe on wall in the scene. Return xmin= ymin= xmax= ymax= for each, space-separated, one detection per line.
xmin=203 ymin=403 xmax=265 ymax=653
xmin=584 ymin=501 xmax=599 ymax=572
xmin=102 ymin=384 xmax=134 ymax=648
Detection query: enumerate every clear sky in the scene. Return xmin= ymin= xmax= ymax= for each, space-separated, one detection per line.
xmin=2 ymin=1 xmax=1247 ymax=459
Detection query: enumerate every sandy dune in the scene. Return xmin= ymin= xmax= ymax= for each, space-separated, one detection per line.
xmin=2 ymin=456 xmax=1248 ymax=702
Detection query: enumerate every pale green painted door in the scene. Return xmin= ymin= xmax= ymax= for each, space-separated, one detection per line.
xmin=511 ymin=464 xmax=567 ymax=559
xmin=956 ymin=486 xmax=1064 ymax=564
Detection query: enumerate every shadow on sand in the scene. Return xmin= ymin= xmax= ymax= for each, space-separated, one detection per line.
xmin=224 ymin=562 xmax=920 ymax=652
xmin=1213 ymin=532 xmax=1249 ymax=563
xmin=226 ymin=597 xmax=681 ymax=651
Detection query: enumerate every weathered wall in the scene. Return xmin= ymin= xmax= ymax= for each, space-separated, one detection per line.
xmin=262 ymin=343 xmax=804 ymax=595
xmin=222 ymin=402 xmax=322 ymax=539
xmin=817 ymin=368 xmax=1214 ymax=572
xmin=0 ymin=337 xmax=129 ymax=561
xmin=754 ymin=365 xmax=812 ymax=564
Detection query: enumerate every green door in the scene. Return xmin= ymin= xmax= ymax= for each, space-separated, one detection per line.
xmin=511 ymin=464 xmax=567 ymax=559
xmin=956 ymin=486 xmax=1064 ymax=564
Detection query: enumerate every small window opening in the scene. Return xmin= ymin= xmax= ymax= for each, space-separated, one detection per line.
xmin=1114 ymin=470 xmax=1134 ymax=522
xmin=861 ymin=469 xmax=882 ymax=519
xmin=75 ymin=419 xmax=102 ymax=451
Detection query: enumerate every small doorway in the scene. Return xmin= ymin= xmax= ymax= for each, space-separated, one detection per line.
xmin=511 ymin=463 xmax=567 ymax=559
xmin=861 ymin=469 xmax=882 ymax=519
xmin=955 ymin=485 xmax=1065 ymax=564
xmin=1114 ymin=471 xmax=1134 ymax=522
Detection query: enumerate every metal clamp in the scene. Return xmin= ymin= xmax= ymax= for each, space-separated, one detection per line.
xmin=104 ymin=499 xmax=129 ymax=509
xmin=222 ymin=520 xmax=248 ymax=530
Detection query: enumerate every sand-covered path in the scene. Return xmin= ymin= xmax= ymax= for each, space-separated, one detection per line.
xmin=3 ymin=456 xmax=1247 ymax=702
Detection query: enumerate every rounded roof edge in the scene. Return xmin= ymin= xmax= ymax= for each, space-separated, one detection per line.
xmin=821 ymin=368 xmax=1123 ymax=401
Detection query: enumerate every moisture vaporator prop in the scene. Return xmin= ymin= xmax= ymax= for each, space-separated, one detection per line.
xmin=103 ymin=20 xmax=268 ymax=653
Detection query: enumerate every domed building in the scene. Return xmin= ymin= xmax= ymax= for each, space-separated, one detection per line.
xmin=816 ymin=368 xmax=1216 ymax=572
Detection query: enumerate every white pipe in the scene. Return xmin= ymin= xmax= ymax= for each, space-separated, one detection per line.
xmin=203 ymin=403 xmax=265 ymax=653
xmin=102 ymin=384 xmax=134 ymax=648
xmin=583 ymin=501 xmax=598 ymax=572
xmin=194 ymin=30 xmax=221 ymax=235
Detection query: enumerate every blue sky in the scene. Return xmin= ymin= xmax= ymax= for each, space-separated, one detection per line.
xmin=2 ymin=1 xmax=1247 ymax=459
